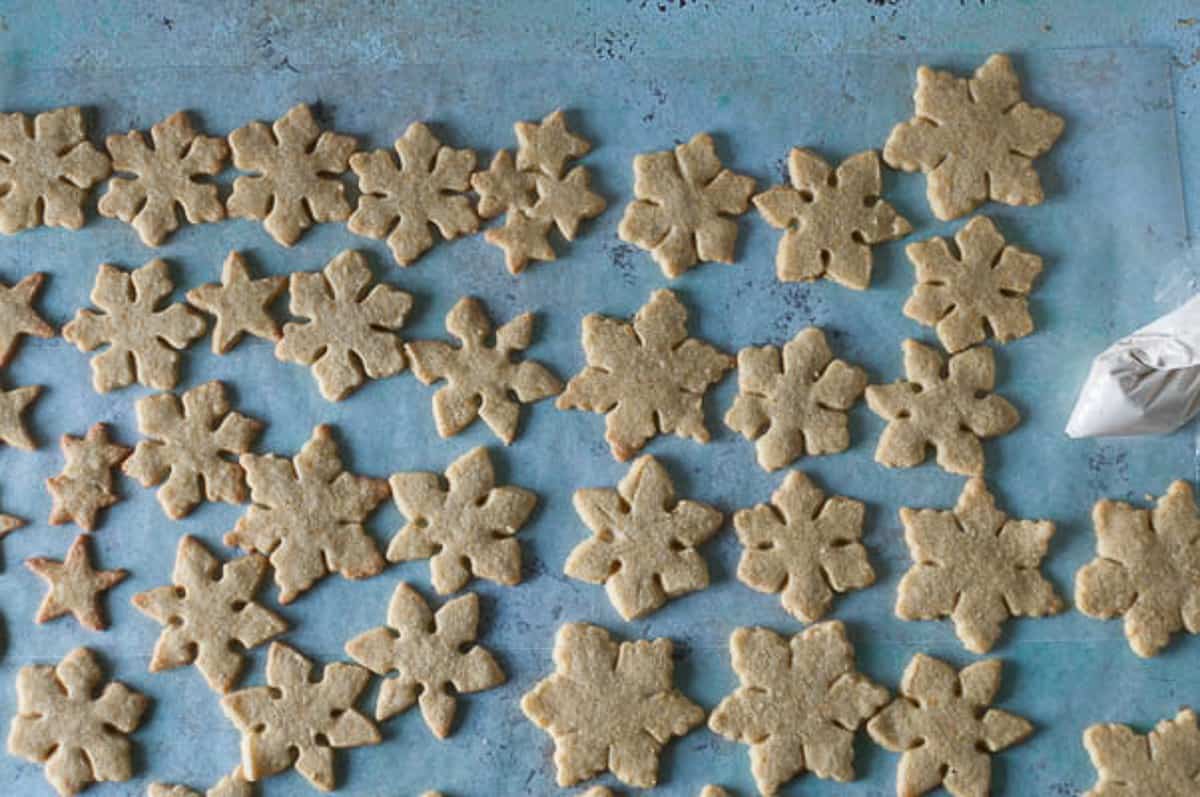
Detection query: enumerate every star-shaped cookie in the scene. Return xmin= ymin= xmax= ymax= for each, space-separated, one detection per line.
xmin=26 ymin=535 xmax=127 ymax=631
xmin=186 ymin=251 xmax=285 ymax=353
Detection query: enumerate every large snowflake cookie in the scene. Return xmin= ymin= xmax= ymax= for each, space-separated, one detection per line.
xmin=148 ymin=770 xmax=251 ymax=797
xmin=1083 ymin=708 xmax=1200 ymax=796
xmin=884 ymin=53 xmax=1065 ymax=220
xmin=558 ymin=289 xmax=734 ymax=461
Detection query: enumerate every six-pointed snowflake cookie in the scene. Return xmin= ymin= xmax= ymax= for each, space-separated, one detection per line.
xmin=0 ymin=107 xmax=110 ymax=234
xmin=123 ymin=380 xmax=263 ymax=519
xmin=98 ymin=111 xmax=228 ymax=246
xmin=276 ymin=249 xmax=413 ymax=401
xmin=897 ymin=477 xmax=1062 ymax=653
xmin=884 ymin=53 xmax=1065 ymax=221
xmin=471 ymin=109 xmax=605 ymax=273
xmin=1083 ymin=708 xmax=1200 ymax=796
xmin=8 ymin=647 xmax=149 ymax=796
xmin=725 ymin=327 xmax=867 ymax=472
xmin=565 ymin=455 xmax=723 ymax=620
xmin=618 ymin=132 xmax=756 ymax=278
xmin=754 ymin=149 xmax=910 ymax=289
xmin=904 ymin=215 xmax=1044 ymax=353
xmin=387 ymin=446 xmax=536 ymax=594
xmin=521 ymin=622 xmax=705 ymax=788
xmin=63 ymin=259 xmax=207 ymax=393
xmin=132 ymin=535 xmax=287 ymax=693
xmin=26 ymin=534 xmax=127 ymax=631
xmin=709 ymin=622 xmax=888 ymax=795
xmin=558 ymin=289 xmax=734 ymax=461
xmin=149 ymin=768 xmax=252 ymax=797
xmin=349 ymin=122 xmax=478 ymax=266
xmin=220 ymin=641 xmax=380 ymax=791
xmin=186 ymin=251 xmax=286 ymax=353
xmin=46 ymin=423 xmax=130 ymax=531
xmin=0 ymin=272 xmax=54 ymax=367
xmin=1076 ymin=480 xmax=1200 ymax=657
xmin=225 ymin=424 xmax=389 ymax=604
xmin=584 ymin=788 xmax=730 ymax=797
xmin=406 ymin=296 xmax=562 ymax=443
xmin=226 ymin=103 xmax=357 ymax=246
xmin=344 ymin=581 xmax=505 ymax=737
xmin=732 ymin=471 xmax=873 ymax=623
xmin=868 ymin=654 xmax=1033 ymax=797
xmin=865 ymin=340 xmax=1019 ymax=476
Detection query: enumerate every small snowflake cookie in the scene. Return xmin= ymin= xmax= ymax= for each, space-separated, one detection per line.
xmin=725 ymin=326 xmax=867 ymax=472
xmin=618 ymin=132 xmax=756 ymax=278
xmin=149 ymin=769 xmax=251 ymax=797
xmin=521 ymin=622 xmax=705 ymax=788
xmin=471 ymin=109 xmax=605 ymax=273
xmin=754 ymin=148 xmax=910 ymax=289
xmin=132 ymin=535 xmax=287 ymax=693
xmin=63 ymin=259 xmax=206 ymax=393
xmin=8 ymin=647 xmax=149 ymax=796
xmin=865 ymin=340 xmax=1019 ymax=476
xmin=0 ymin=272 xmax=54 ymax=367
xmin=566 ymin=455 xmax=723 ymax=620
xmin=221 ymin=642 xmax=380 ymax=791
xmin=387 ymin=447 xmax=535 ymax=594
xmin=225 ymin=424 xmax=389 ymax=604
xmin=98 ymin=111 xmax=228 ymax=246
xmin=46 ymin=423 xmax=130 ymax=531
xmin=349 ymin=122 xmax=478 ymax=266
xmin=186 ymin=251 xmax=286 ymax=354
xmin=558 ymin=289 xmax=734 ymax=461
xmin=276 ymin=249 xmax=413 ymax=401
xmin=732 ymin=471 xmax=873 ymax=623
xmin=1083 ymin=708 xmax=1200 ymax=796
xmin=904 ymin=216 xmax=1044 ymax=353
xmin=868 ymin=654 xmax=1033 ymax=797
xmin=226 ymin=103 xmax=357 ymax=246
xmin=406 ymin=296 xmax=562 ymax=443
xmin=884 ymin=53 xmax=1065 ymax=221
xmin=0 ymin=106 xmax=110 ymax=233
xmin=26 ymin=535 xmax=127 ymax=632
xmin=897 ymin=477 xmax=1062 ymax=653
xmin=709 ymin=622 xmax=887 ymax=795
xmin=1076 ymin=480 xmax=1200 ymax=657
xmin=344 ymin=581 xmax=504 ymax=737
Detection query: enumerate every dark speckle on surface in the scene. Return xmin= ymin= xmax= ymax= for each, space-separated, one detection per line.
xmin=606 ymin=241 xmax=640 ymax=286
xmin=161 ymin=16 xmax=174 ymax=31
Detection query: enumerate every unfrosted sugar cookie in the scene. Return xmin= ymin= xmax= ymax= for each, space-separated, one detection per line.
xmin=26 ymin=535 xmax=127 ymax=632
xmin=148 ymin=769 xmax=251 ymax=797
xmin=1083 ymin=709 xmax=1200 ymax=796
xmin=46 ymin=423 xmax=130 ymax=531
xmin=0 ymin=272 xmax=54 ymax=367
xmin=186 ymin=251 xmax=286 ymax=354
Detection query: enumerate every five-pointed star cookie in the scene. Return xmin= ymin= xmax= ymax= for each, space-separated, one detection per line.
xmin=0 ymin=382 xmax=41 ymax=449
xmin=26 ymin=535 xmax=128 ymax=631
xmin=0 ymin=272 xmax=54 ymax=367
xmin=186 ymin=251 xmax=286 ymax=353
xmin=46 ymin=423 xmax=131 ymax=531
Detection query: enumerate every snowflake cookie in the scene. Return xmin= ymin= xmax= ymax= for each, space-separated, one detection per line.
xmin=344 ymin=582 xmax=504 ymax=737
xmin=133 ymin=535 xmax=287 ymax=693
xmin=98 ymin=111 xmax=228 ymax=246
xmin=1076 ymin=480 xmax=1200 ymax=657
xmin=348 ymin=122 xmax=478 ymax=266
xmin=868 ymin=655 xmax=1033 ymax=797
xmin=618 ymin=132 xmax=756 ymax=278
xmin=904 ymin=216 xmax=1044 ymax=353
xmin=865 ymin=340 xmax=1019 ymax=476
xmin=63 ymin=259 xmax=206 ymax=393
xmin=406 ymin=296 xmax=562 ymax=443
xmin=0 ymin=272 xmax=54 ymax=367
xmin=754 ymin=149 xmax=910 ymax=289
xmin=732 ymin=471 xmax=873 ymax=623
xmin=897 ymin=478 xmax=1062 ymax=653
xmin=471 ymin=109 xmax=605 ymax=273
xmin=521 ymin=622 xmax=704 ymax=788
xmin=387 ymin=446 xmax=535 ymax=594
xmin=276 ymin=249 xmax=413 ymax=401
xmin=149 ymin=769 xmax=251 ymax=797
xmin=123 ymin=380 xmax=263 ymax=519
xmin=8 ymin=647 xmax=149 ymax=796
xmin=226 ymin=103 xmax=356 ymax=246
xmin=558 ymin=289 xmax=734 ymax=461
xmin=0 ymin=107 xmax=110 ymax=234
xmin=186 ymin=251 xmax=286 ymax=353
xmin=884 ymin=53 xmax=1065 ymax=221
xmin=46 ymin=423 xmax=130 ymax=531
xmin=1083 ymin=708 xmax=1200 ymax=796
xmin=26 ymin=534 xmax=127 ymax=631
xmin=565 ymin=455 xmax=723 ymax=620
xmin=725 ymin=327 xmax=867 ymax=472
xmin=584 ymin=788 xmax=729 ymax=797
xmin=709 ymin=622 xmax=888 ymax=795
xmin=221 ymin=642 xmax=380 ymax=791
xmin=225 ymin=424 xmax=389 ymax=604
xmin=0 ymin=381 xmax=41 ymax=450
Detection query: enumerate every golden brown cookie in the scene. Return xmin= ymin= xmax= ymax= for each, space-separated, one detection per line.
xmin=26 ymin=535 xmax=127 ymax=631
xmin=148 ymin=769 xmax=251 ymax=797
xmin=46 ymin=423 xmax=130 ymax=531
xmin=1083 ymin=709 xmax=1200 ymax=796
xmin=186 ymin=251 xmax=286 ymax=353
xmin=0 ymin=272 xmax=54 ymax=367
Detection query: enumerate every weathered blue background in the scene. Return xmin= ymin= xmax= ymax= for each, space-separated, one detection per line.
xmin=0 ymin=3 xmax=1197 ymax=796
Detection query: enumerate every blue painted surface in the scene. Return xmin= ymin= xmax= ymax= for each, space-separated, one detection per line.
xmin=0 ymin=4 xmax=1196 ymax=797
